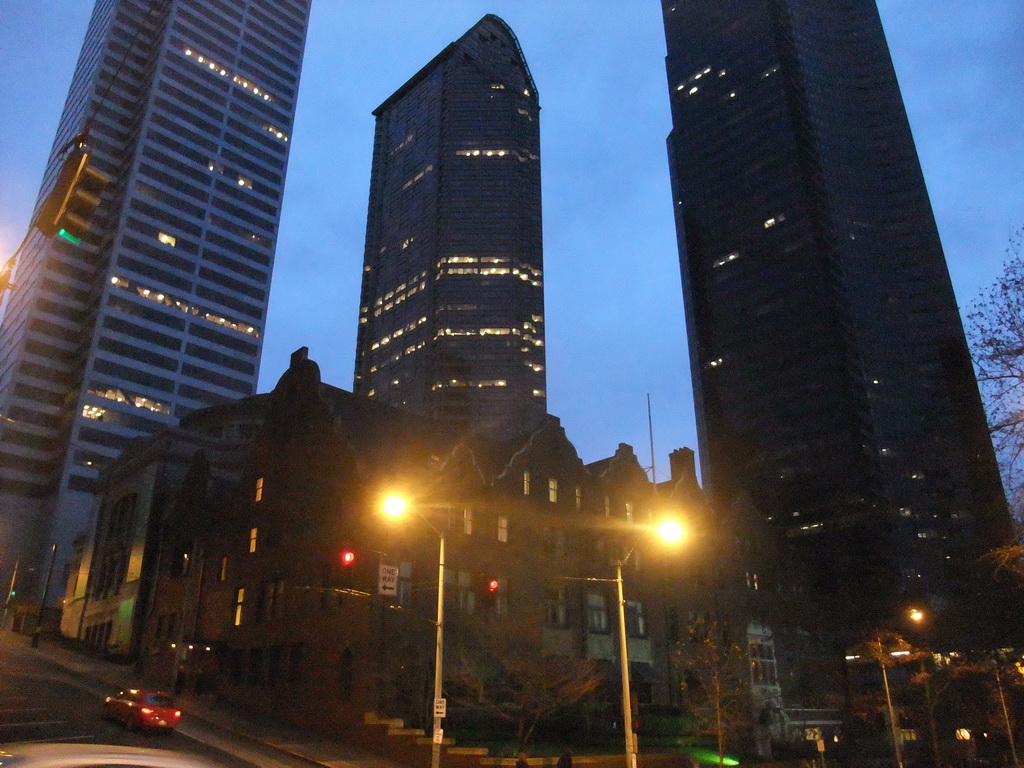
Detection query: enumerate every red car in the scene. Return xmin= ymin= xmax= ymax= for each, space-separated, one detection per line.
xmin=104 ymin=689 xmax=181 ymax=732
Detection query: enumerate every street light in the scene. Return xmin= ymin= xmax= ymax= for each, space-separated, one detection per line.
xmin=615 ymin=519 xmax=686 ymax=768
xmin=878 ymin=640 xmax=904 ymax=768
xmin=381 ymin=494 xmax=447 ymax=768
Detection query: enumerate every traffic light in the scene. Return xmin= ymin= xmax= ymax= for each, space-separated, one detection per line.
xmin=34 ymin=146 xmax=110 ymax=243
xmin=338 ymin=549 xmax=357 ymax=589
xmin=478 ymin=574 xmax=500 ymax=609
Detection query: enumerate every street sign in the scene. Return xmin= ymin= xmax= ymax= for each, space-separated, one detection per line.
xmin=379 ymin=563 xmax=399 ymax=596
xmin=805 ymin=727 xmax=822 ymax=741
xmin=434 ymin=697 xmax=447 ymax=718
xmin=433 ymin=728 xmax=444 ymax=744
xmin=816 ymin=740 xmax=825 ymax=753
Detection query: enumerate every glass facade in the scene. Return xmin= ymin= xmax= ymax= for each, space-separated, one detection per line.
xmin=662 ymin=0 xmax=1009 ymax=609
xmin=0 ymin=0 xmax=310 ymax=581
xmin=354 ymin=15 xmax=546 ymax=437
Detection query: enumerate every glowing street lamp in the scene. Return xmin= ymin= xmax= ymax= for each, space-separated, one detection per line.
xmin=381 ymin=494 xmax=446 ymax=768
xmin=616 ymin=519 xmax=686 ymax=768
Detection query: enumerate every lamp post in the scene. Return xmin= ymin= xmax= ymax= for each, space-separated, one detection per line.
xmin=616 ymin=519 xmax=684 ymax=768
xmin=382 ymin=495 xmax=447 ymax=768
xmin=879 ymin=642 xmax=905 ymax=768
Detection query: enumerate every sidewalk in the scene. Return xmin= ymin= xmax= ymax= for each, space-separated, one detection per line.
xmin=5 ymin=632 xmax=407 ymax=768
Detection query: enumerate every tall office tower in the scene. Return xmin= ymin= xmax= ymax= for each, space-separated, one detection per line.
xmin=354 ymin=15 xmax=546 ymax=437
xmin=0 ymin=0 xmax=309 ymax=589
xmin=661 ymin=1 xmax=1010 ymax=630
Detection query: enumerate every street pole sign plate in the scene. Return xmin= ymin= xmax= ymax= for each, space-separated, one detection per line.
xmin=379 ymin=563 xmax=399 ymax=596
xmin=434 ymin=698 xmax=447 ymax=718
xmin=805 ymin=727 xmax=822 ymax=741
xmin=433 ymin=728 xmax=444 ymax=744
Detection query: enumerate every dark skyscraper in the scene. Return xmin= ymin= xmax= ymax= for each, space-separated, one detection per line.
xmin=0 ymin=0 xmax=310 ymax=585
xmin=661 ymin=1 xmax=1009 ymax=625
xmin=354 ymin=15 xmax=546 ymax=437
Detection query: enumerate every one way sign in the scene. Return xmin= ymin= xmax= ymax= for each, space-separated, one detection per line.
xmin=379 ymin=563 xmax=399 ymax=596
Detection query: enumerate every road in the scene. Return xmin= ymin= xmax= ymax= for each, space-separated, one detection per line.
xmin=0 ymin=636 xmax=337 ymax=768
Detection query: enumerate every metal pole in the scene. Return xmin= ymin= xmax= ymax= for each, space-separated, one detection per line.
xmin=1 ymin=559 xmax=19 ymax=630
xmin=880 ymin=652 xmax=904 ymax=768
xmin=31 ymin=545 xmax=57 ymax=648
xmin=616 ymin=561 xmax=637 ymax=768
xmin=171 ymin=544 xmax=201 ymax=694
xmin=995 ymin=666 xmax=1020 ymax=768
xmin=431 ymin=531 xmax=446 ymax=768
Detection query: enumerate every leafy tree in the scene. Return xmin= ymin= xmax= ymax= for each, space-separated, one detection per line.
xmin=447 ymin=614 xmax=602 ymax=752
xmin=675 ymin=621 xmax=752 ymax=767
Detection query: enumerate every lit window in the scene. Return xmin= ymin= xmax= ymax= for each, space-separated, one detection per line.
xmin=575 ymin=486 xmax=582 ymax=509
xmin=523 ymin=471 xmax=531 ymax=495
xmin=110 ymin=274 xmax=261 ymax=337
xmin=625 ymin=502 xmax=634 ymax=522
xmin=262 ymin=124 xmax=289 ymax=142
xmin=604 ymin=496 xmax=611 ymax=517
xmin=249 ymin=527 xmax=258 ymax=553
xmin=254 ymin=477 xmax=264 ymax=502
xmin=158 ymin=232 xmax=176 ymax=247
xmin=713 ymin=252 xmax=740 ymax=268
xmin=234 ymin=588 xmax=245 ymax=626
xmin=498 ymin=516 xmax=508 ymax=543
xmin=220 ymin=556 xmax=228 ymax=582
xmin=82 ymin=405 xmax=106 ymax=420
xmin=463 ymin=508 xmax=473 ymax=535
xmin=548 ymin=478 xmax=558 ymax=503
xmin=183 ymin=46 xmax=274 ymax=102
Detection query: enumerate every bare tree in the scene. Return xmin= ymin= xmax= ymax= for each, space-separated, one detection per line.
xmin=675 ymin=622 xmax=752 ymax=768
xmin=965 ymin=224 xmax=1024 ymax=493
xmin=447 ymin=614 xmax=602 ymax=752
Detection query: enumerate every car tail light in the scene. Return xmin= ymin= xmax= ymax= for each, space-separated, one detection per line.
xmin=174 ymin=711 xmax=182 ymax=717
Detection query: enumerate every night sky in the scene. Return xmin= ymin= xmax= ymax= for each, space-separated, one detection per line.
xmin=1 ymin=2 xmax=1021 ymax=481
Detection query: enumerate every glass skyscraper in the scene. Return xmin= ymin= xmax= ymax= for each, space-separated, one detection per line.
xmin=354 ymin=15 xmax=546 ymax=438
xmin=0 ymin=0 xmax=310 ymax=588
xmin=661 ymin=0 xmax=1010 ymax=626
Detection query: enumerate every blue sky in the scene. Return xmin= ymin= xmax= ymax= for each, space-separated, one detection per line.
xmin=1 ymin=2 xmax=1022 ymax=480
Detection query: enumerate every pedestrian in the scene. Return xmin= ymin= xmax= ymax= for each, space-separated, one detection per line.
xmin=557 ymin=748 xmax=572 ymax=768
xmin=516 ymin=753 xmax=528 ymax=768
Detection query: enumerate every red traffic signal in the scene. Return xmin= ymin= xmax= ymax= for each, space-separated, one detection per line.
xmin=487 ymin=578 xmax=499 ymax=592
xmin=340 ymin=550 xmax=356 ymax=566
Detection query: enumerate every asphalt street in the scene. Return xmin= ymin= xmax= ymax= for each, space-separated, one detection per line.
xmin=0 ymin=637 xmax=361 ymax=768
